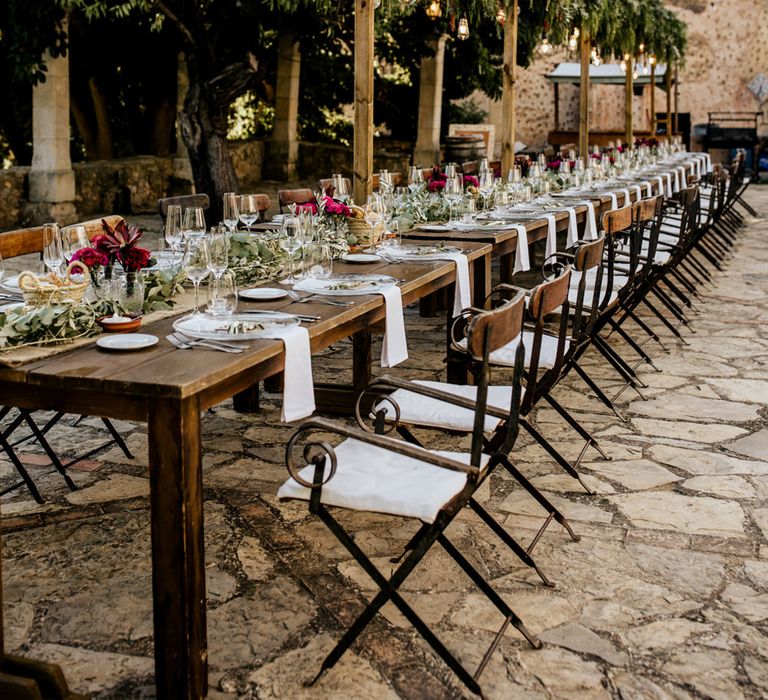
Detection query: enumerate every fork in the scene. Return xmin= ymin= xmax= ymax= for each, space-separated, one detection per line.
xmin=167 ymin=334 xmax=245 ymax=353
xmin=172 ymin=331 xmax=248 ymax=350
xmin=286 ymin=290 xmax=353 ymax=307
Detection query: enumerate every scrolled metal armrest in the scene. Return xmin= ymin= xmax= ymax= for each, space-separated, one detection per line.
xmin=285 ymin=427 xmax=338 ymax=489
xmin=287 ymin=416 xmax=480 ymax=478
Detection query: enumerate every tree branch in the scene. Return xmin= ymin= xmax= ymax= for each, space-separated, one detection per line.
xmin=153 ymin=0 xmax=196 ymax=47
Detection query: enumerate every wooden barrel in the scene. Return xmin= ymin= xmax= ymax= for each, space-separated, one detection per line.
xmin=444 ymin=135 xmax=485 ymax=163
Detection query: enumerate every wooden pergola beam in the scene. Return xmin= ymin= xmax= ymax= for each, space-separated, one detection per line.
xmin=625 ymin=56 xmax=633 ymax=146
xmin=500 ymin=0 xmax=519 ymax=177
xmin=353 ymin=0 xmax=374 ymax=204
xmin=650 ymin=60 xmax=656 ymax=136
xmin=579 ymin=28 xmax=590 ymax=160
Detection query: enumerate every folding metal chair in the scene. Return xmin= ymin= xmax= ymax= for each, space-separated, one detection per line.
xmin=278 ymin=292 xmax=556 ymax=697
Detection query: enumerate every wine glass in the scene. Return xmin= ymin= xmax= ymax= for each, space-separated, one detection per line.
xmin=279 ymin=217 xmax=302 ymax=283
xmin=378 ymin=169 xmax=393 ymax=194
xmin=478 ymin=170 xmax=495 ymax=210
xmin=223 ymin=193 xmax=240 ymax=234
xmin=182 ymin=238 xmax=210 ymax=315
xmin=61 ymin=225 xmax=90 ymax=262
xmin=239 ymin=195 xmax=259 ymax=234
xmin=165 ymin=204 xmax=183 ymax=253
xmin=206 ymin=230 xmax=229 ymax=305
xmin=443 ymin=175 xmax=463 ymax=224
xmin=408 ymin=166 xmax=424 ymax=193
xmin=43 ymin=223 xmax=64 ymax=276
xmin=0 ymin=250 xmax=4 ymax=284
xmin=183 ymin=207 xmax=206 ymax=241
xmin=207 ymin=270 xmax=237 ymax=316
xmin=333 ymin=175 xmax=350 ymax=204
xmin=365 ymin=194 xmax=385 ymax=249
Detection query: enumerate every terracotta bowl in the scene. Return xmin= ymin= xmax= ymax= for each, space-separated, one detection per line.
xmin=97 ymin=314 xmax=142 ymax=333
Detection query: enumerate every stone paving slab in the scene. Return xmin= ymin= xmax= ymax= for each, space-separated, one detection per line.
xmin=1 ymin=187 xmax=767 ymax=698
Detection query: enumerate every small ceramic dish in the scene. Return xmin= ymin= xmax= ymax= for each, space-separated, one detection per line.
xmin=97 ymin=314 xmax=142 ymax=333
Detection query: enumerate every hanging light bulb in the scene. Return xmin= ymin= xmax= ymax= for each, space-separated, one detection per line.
xmin=538 ymin=38 xmax=553 ymax=56
xmin=648 ymin=54 xmax=656 ymax=66
xmin=638 ymin=42 xmax=645 ymax=53
xmin=496 ymin=6 xmax=506 ymax=25
xmin=426 ymin=0 xmax=441 ymax=19
xmin=457 ymin=16 xmax=470 ymax=40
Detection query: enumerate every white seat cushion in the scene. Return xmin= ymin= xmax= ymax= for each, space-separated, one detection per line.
xmin=377 ymin=379 xmax=519 ymax=432
xmin=278 ymin=438 xmax=488 ymax=523
xmin=459 ymin=330 xmax=569 ymax=370
xmin=568 ymin=285 xmax=618 ymax=309
xmin=570 ymin=268 xmax=628 ymax=291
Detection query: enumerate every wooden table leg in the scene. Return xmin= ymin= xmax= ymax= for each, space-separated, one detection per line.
xmin=233 ymin=385 xmax=260 ymax=413
xmin=148 ymin=397 xmax=207 ymax=699
xmin=473 ymin=253 xmax=492 ymax=306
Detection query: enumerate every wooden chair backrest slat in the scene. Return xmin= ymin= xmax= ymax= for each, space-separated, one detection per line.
xmin=601 ymin=205 xmax=633 ymax=236
xmin=574 ymin=236 xmax=604 ymax=272
xmin=158 ymin=194 xmax=210 ymax=217
xmin=466 ymin=293 xmax=525 ymax=359
xmin=632 ymin=196 xmax=659 ymax=224
xmin=278 ymin=189 xmax=314 ymax=212
xmin=0 ymin=215 xmax=124 ymax=259
xmin=529 ymin=266 xmax=571 ymax=318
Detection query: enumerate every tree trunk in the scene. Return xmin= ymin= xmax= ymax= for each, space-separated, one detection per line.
xmin=88 ymin=77 xmax=114 ymax=160
xmin=178 ymin=80 xmax=237 ymax=224
xmin=70 ymin=92 xmax=98 ymax=161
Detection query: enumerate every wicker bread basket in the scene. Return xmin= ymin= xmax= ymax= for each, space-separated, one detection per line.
xmin=18 ymin=261 xmax=91 ymax=307
xmin=347 ymin=218 xmax=384 ymax=248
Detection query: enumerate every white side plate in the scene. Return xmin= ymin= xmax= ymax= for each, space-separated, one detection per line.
xmin=97 ymin=333 xmax=159 ymax=351
xmin=239 ymin=287 xmax=289 ymax=300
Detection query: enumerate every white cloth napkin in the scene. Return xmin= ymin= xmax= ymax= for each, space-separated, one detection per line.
xmin=704 ymin=153 xmax=712 ymax=173
xmin=652 ymin=175 xmax=664 ymax=197
xmin=608 ymin=192 xmax=618 ymax=210
xmin=641 ymin=181 xmax=653 ymax=197
xmin=542 ymin=213 xmax=558 ymax=259
xmin=629 ymin=184 xmax=642 ymax=201
xmin=378 ymin=285 xmax=408 ymax=367
xmin=440 ymin=252 xmax=471 ymax=316
xmin=562 ymin=207 xmax=578 ymax=248
xmin=511 ymin=224 xmax=530 ymax=273
xmin=663 ymin=173 xmax=673 ymax=198
xmin=260 ymin=325 xmax=315 ymax=422
xmin=693 ymin=158 xmax=701 ymax=178
xmin=583 ymin=201 xmax=598 ymax=240
xmin=620 ymin=188 xmax=631 ymax=206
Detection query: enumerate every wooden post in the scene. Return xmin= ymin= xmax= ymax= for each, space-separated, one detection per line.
xmin=650 ymin=61 xmax=656 ymax=136
xmin=625 ymin=56 xmax=633 ymax=147
xmin=353 ymin=0 xmax=374 ymax=204
xmin=500 ymin=0 xmax=519 ymax=176
xmin=578 ymin=27 xmax=590 ymax=160
xmin=673 ymin=61 xmax=679 ymax=137
xmin=665 ymin=63 xmax=672 ymax=139
xmin=553 ymin=82 xmax=560 ymax=131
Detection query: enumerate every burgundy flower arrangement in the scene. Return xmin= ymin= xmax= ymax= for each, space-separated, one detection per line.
xmin=71 ymin=219 xmax=154 ymax=272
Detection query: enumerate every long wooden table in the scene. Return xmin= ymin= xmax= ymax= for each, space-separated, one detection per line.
xmin=0 ymin=241 xmax=491 ymax=698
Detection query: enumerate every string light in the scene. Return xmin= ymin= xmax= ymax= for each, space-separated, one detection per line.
xmin=426 ymin=0 xmax=441 ymax=18
xmin=649 ymin=54 xmax=657 ymax=66
xmin=457 ymin=16 xmax=470 ymax=40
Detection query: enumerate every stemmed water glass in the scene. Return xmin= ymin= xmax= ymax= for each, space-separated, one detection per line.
xmin=206 ymin=228 xmax=229 ymax=313
xmin=43 ymin=223 xmax=64 ymax=275
xmin=165 ymin=204 xmax=184 ymax=253
xmin=478 ymin=170 xmax=495 ymax=211
xmin=408 ymin=166 xmax=424 ymax=193
xmin=223 ymin=193 xmax=240 ymax=234
xmin=443 ymin=175 xmax=463 ymax=224
xmin=279 ymin=217 xmax=302 ymax=283
xmin=183 ymin=207 xmax=206 ymax=241
xmin=365 ymin=194 xmax=385 ymax=249
xmin=182 ymin=238 xmax=210 ymax=316
xmin=239 ymin=195 xmax=259 ymax=234
xmin=61 ymin=225 xmax=90 ymax=262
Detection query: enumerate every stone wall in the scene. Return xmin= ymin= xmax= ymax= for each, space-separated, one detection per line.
xmin=473 ymin=0 xmax=768 ymax=150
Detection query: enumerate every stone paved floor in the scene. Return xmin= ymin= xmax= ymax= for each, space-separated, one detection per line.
xmin=2 ymin=187 xmax=767 ymax=699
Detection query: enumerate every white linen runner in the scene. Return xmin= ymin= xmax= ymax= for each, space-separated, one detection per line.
xmin=260 ymin=325 xmax=315 ymax=422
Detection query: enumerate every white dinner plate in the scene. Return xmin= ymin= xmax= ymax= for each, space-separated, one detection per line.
xmin=97 ymin=333 xmax=159 ymax=351
xmin=239 ymin=287 xmax=289 ymax=301
xmin=294 ymin=274 xmax=397 ymax=296
xmin=0 ymin=274 xmax=21 ymax=293
xmin=417 ymin=224 xmax=452 ymax=232
xmin=173 ymin=311 xmax=299 ymax=340
xmin=341 ymin=253 xmax=381 ymax=264
xmin=383 ymin=245 xmax=461 ymax=261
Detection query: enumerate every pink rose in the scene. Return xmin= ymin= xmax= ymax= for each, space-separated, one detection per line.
xmin=323 ymin=196 xmax=351 ymax=217
xmin=463 ymin=175 xmax=479 ymax=188
xmin=118 ymin=246 xmax=152 ymax=272
xmin=296 ymin=201 xmax=319 ymax=215
xmin=427 ymin=179 xmax=445 ymax=192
